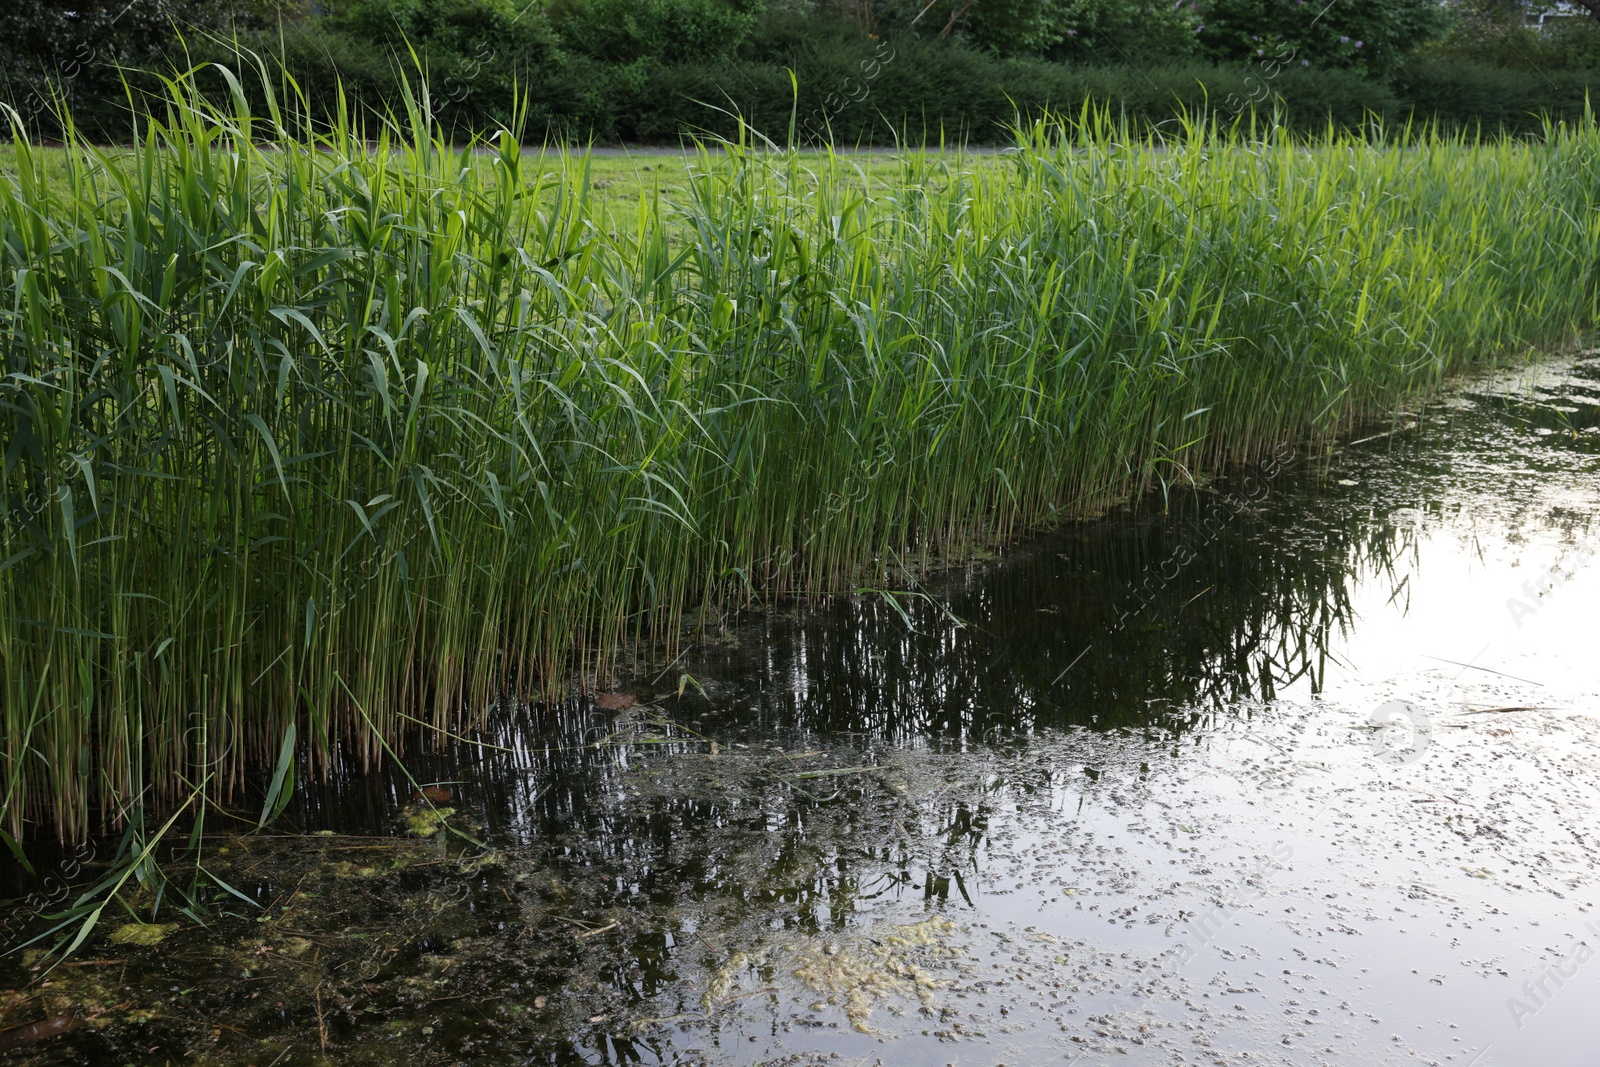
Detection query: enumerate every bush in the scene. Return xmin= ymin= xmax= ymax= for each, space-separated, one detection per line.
xmin=11 ymin=6 xmax=1600 ymax=147
xmin=1269 ymin=64 xmax=1399 ymax=130
xmin=175 ymin=1 xmax=581 ymax=141
xmin=1390 ymin=58 xmax=1595 ymax=136
xmin=321 ymin=0 xmax=564 ymax=74
xmin=1034 ymin=0 xmax=1204 ymax=65
xmin=549 ymin=0 xmax=763 ymax=63
xmin=0 ymin=0 xmax=276 ymax=139
xmin=586 ymin=49 xmax=1402 ymax=146
xmin=1537 ymin=18 xmax=1600 ymax=69
xmin=1424 ymin=5 xmax=1600 ymax=71
xmin=1197 ymin=0 xmax=1449 ymax=75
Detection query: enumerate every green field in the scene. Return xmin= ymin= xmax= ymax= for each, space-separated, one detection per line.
xmin=3 ymin=76 xmax=1597 ymax=847
xmin=0 ymin=145 xmax=982 ymax=226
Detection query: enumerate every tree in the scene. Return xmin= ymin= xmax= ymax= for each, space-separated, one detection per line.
xmin=1 ymin=1 xmax=288 ymax=135
xmin=1564 ymin=0 xmax=1600 ymax=24
xmin=544 ymin=0 xmax=763 ymax=63
xmin=1426 ymin=1 xmax=1600 ymax=70
xmin=1036 ymin=0 xmax=1202 ymax=62
xmin=828 ymin=0 xmax=1200 ymax=60
xmin=958 ymin=0 xmax=1070 ymax=54
xmin=1197 ymin=0 xmax=1450 ymax=74
xmin=0 ymin=0 xmax=296 ymax=68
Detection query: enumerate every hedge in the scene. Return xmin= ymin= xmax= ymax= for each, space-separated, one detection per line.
xmin=3 ymin=26 xmax=1594 ymax=144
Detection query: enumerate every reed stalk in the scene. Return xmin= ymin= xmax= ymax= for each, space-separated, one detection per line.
xmin=3 ymin=72 xmax=1596 ymax=845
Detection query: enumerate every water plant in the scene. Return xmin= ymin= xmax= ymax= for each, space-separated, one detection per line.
xmin=3 ymin=68 xmax=1597 ymax=850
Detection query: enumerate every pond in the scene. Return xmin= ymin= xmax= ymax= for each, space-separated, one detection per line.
xmin=4 ymin=350 xmax=1600 ymax=1066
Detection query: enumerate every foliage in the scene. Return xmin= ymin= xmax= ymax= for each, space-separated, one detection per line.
xmin=3 ymin=67 xmax=1598 ymax=845
xmin=761 ymin=0 xmax=1432 ymax=68
xmin=1392 ymin=56 xmax=1597 ymax=131
xmin=170 ymin=1 xmax=575 ymax=142
xmin=1196 ymin=0 xmax=1450 ymax=74
xmin=321 ymin=0 xmax=565 ymax=69
xmin=981 ymin=0 xmax=1203 ymax=63
xmin=547 ymin=0 xmax=765 ymax=62
xmin=953 ymin=0 xmax=1071 ymax=55
xmin=786 ymin=0 xmax=1201 ymax=61
xmin=1 ymin=0 xmax=1593 ymax=144
xmin=1425 ymin=0 xmax=1600 ymax=69
xmin=0 ymin=0 xmax=244 ymax=65
xmin=0 ymin=0 xmax=305 ymax=139
xmin=797 ymin=0 xmax=968 ymax=37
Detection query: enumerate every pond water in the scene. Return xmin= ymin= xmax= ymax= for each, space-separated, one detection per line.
xmin=5 ymin=351 xmax=1600 ymax=1066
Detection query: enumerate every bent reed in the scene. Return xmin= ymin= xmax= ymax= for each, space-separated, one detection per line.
xmin=3 ymin=72 xmax=1597 ymax=845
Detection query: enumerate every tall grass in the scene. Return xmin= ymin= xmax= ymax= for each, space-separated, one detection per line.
xmin=3 ymin=70 xmax=1597 ymax=844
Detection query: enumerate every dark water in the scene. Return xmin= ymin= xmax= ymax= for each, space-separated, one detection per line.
xmin=5 ymin=352 xmax=1600 ymax=1066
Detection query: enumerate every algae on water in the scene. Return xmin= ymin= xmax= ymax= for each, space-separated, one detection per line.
xmin=403 ymin=806 xmax=456 ymax=838
xmin=107 ymin=922 xmax=177 ymax=947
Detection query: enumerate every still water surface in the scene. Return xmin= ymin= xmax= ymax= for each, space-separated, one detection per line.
xmin=7 ymin=352 xmax=1600 ymax=1066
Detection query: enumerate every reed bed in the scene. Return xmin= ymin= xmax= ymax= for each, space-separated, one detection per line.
xmin=3 ymin=73 xmax=1597 ymax=845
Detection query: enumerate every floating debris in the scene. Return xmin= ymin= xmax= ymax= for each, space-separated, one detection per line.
xmin=402 ymin=806 xmax=455 ymax=838
xmin=790 ymin=917 xmax=958 ymax=1032
xmin=107 ymin=923 xmax=176 ymax=947
xmin=0 ymin=1014 xmax=79 ymax=1052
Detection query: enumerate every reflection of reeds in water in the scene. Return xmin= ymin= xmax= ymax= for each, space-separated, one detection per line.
xmin=687 ymin=355 xmax=1600 ymax=751
xmin=4 ymin=62 xmax=1599 ymax=843
xmin=682 ymin=467 xmax=1445 ymax=743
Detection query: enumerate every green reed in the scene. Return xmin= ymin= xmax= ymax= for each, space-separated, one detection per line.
xmin=3 ymin=72 xmax=1597 ymax=844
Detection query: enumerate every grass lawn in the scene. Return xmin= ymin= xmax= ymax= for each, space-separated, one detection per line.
xmin=1 ymin=142 xmax=1002 ymax=231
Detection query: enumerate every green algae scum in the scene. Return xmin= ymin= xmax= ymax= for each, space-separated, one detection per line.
xmin=4 ymin=61 xmax=1600 ymax=1058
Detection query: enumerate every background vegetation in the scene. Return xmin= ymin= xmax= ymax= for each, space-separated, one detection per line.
xmin=2 ymin=0 xmax=1600 ymax=143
